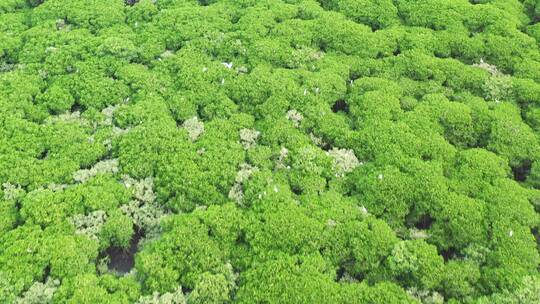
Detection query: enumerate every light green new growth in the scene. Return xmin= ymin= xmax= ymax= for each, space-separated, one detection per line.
xmin=239 ymin=129 xmax=260 ymax=149
xmin=286 ymin=109 xmax=303 ymax=127
xmin=327 ymin=148 xmax=360 ymax=177
xmin=406 ymin=288 xmax=444 ymax=304
xmin=229 ymin=163 xmax=258 ymax=204
xmin=121 ymin=176 xmax=165 ymax=238
xmin=73 ymin=159 xmax=119 ymax=183
xmin=2 ymin=182 xmax=24 ymax=201
xmin=136 ymin=287 xmax=186 ymax=304
xmin=473 ymin=59 xmax=513 ymax=102
xmin=183 ymin=117 xmax=204 ymax=141
xmin=70 ymin=210 xmax=107 ymax=241
xmin=15 ymin=278 xmax=59 ymax=304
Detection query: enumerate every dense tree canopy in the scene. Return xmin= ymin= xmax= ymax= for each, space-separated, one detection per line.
xmin=1 ymin=0 xmax=540 ymax=303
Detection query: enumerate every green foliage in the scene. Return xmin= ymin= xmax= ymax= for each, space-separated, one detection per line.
xmin=429 ymin=192 xmax=487 ymax=250
xmin=136 ymin=214 xmax=226 ymax=292
xmin=235 ymin=253 xmax=342 ymax=304
xmin=99 ymin=211 xmax=134 ymax=249
xmin=440 ymin=260 xmax=481 ymax=302
xmin=3 ymin=0 xmax=540 ymax=302
xmin=53 ymin=273 xmax=141 ymax=303
xmin=33 ymin=0 xmax=127 ymax=32
xmin=321 ymin=0 xmax=399 ymax=30
xmin=188 ymin=264 xmax=237 ymax=304
xmin=388 ymin=240 xmax=445 ymax=290
xmin=477 ymin=275 xmax=540 ymax=304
